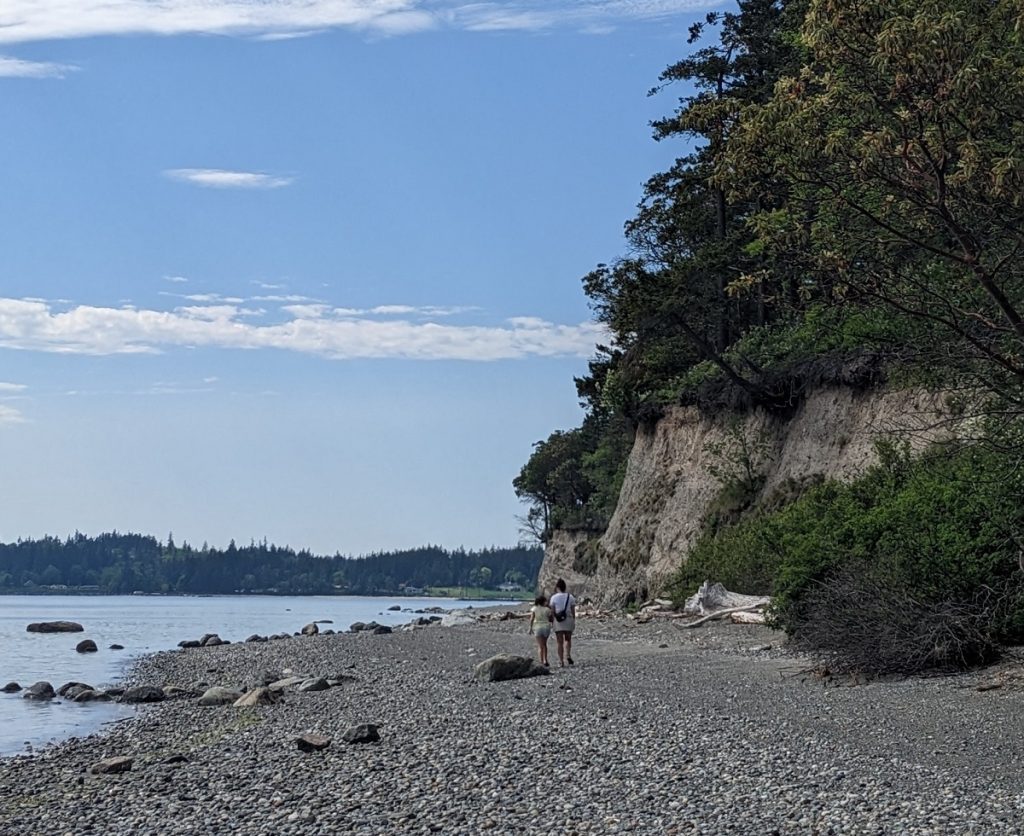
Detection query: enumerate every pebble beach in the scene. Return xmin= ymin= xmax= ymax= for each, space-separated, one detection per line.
xmin=3 ymin=612 xmax=1024 ymax=835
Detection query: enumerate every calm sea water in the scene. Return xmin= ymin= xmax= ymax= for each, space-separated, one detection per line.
xmin=0 ymin=593 xmax=498 ymax=756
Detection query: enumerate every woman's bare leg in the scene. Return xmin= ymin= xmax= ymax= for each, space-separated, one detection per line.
xmin=565 ymin=633 xmax=574 ymax=665
xmin=555 ymin=632 xmax=566 ymax=666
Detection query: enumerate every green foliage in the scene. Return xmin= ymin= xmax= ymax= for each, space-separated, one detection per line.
xmin=666 ymin=441 xmax=1024 ymax=669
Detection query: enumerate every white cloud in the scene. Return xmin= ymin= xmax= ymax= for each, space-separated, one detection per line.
xmin=253 ymin=294 xmax=319 ymax=303
xmin=0 ymin=55 xmax=78 ymax=78
xmin=0 ymin=1 xmax=719 ymax=44
xmin=164 ymin=168 xmax=294 ymax=190
xmin=0 ymin=382 xmax=27 ymax=392
xmin=0 ymin=297 xmax=607 ymax=361
xmin=0 ymin=405 xmax=26 ymax=425
xmin=164 ymin=275 xmax=189 ymax=284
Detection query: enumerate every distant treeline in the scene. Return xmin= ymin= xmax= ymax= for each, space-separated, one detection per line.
xmin=0 ymin=532 xmax=542 ymax=595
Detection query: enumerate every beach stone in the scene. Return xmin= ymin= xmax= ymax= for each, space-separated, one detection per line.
xmin=297 ymin=677 xmax=329 ymax=693
xmin=295 ymin=733 xmax=331 ymax=752
xmin=60 ymin=683 xmax=94 ymax=700
xmin=388 ymin=605 xmax=401 ymax=611
xmin=26 ymin=620 xmax=83 ymax=633
xmin=268 ymin=676 xmax=306 ymax=692
xmin=23 ymin=681 xmax=56 ymax=700
xmin=322 ymin=629 xmax=335 ymax=635
xmin=162 ymin=754 xmax=189 ymax=765
xmin=1 ymin=682 xmax=21 ymax=693
xmin=121 ymin=685 xmax=166 ymax=704
xmin=163 ymin=685 xmax=198 ymax=699
xmin=342 ymin=723 xmax=380 ymax=744
xmin=372 ymin=625 xmax=393 ymax=635
xmin=74 ymin=689 xmax=111 ymax=703
xmin=314 ymin=619 xmax=333 ymax=624
xmin=234 ymin=687 xmax=282 ymax=707
xmin=301 ymin=623 xmax=319 ymax=636
xmin=91 ymin=756 xmax=133 ymax=775
xmin=474 ymin=654 xmax=550 ymax=682
xmin=104 ymin=687 xmax=125 ymax=698
xmin=202 ymin=635 xmax=225 ymax=647
xmin=198 ymin=686 xmax=243 ymax=706
xmin=245 ymin=634 xmax=267 ymax=643
xmin=76 ymin=639 xmax=98 ymax=653
xmin=349 ymin=622 xmax=366 ymax=633
xmin=178 ymin=640 xmax=201 ymax=648
xmin=109 ymin=644 xmax=124 ymax=650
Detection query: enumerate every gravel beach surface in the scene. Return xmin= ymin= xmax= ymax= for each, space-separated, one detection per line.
xmin=3 ymin=612 xmax=1024 ymax=835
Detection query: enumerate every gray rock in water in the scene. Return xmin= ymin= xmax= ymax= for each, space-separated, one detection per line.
xmin=342 ymin=723 xmax=380 ymax=744
xmin=1 ymin=682 xmax=21 ymax=693
xmin=76 ymin=639 xmax=98 ymax=653
xmin=295 ymin=733 xmax=331 ymax=752
xmin=26 ymin=621 xmax=83 ymax=633
xmin=314 ymin=619 xmax=334 ymax=624
xmin=91 ymin=756 xmax=133 ymax=775
xmin=23 ymin=681 xmax=55 ymax=700
xmin=57 ymin=681 xmax=91 ymax=697
xmin=474 ymin=654 xmax=550 ymax=683
xmin=63 ymin=684 xmax=94 ymax=700
xmin=73 ymin=689 xmax=111 ymax=703
xmin=104 ymin=687 xmax=125 ymax=698
xmin=109 ymin=644 xmax=124 ymax=650
xmin=178 ymin=640 xmax=201 ymax=649
xmin=301 ymin=622 xmax=319 ymax=636
xmin=297 ymin=677 xmax=330 ymax=693
xmin=234 ymin=686 xmax=282 ymax=707
xmin=387 ymin=605 xmax=401 ymax=611
xmin=348 ymin=622 xmax=366 ymax=633
xmin=198 ymin=686 xmax=243 ymax=706
xmin=120 ymin=685 xmax=166 ymax=704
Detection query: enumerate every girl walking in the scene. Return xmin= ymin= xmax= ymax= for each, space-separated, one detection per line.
xmin=528 ymin=594 xmax=553 ymax=667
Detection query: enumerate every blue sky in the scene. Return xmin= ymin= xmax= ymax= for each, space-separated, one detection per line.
xmin=0 ymin=0 xmax=718 ymax=555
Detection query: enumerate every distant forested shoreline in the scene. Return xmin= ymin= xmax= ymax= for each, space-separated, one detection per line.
xmin=0 ymin=532 xmax=541 ymax=596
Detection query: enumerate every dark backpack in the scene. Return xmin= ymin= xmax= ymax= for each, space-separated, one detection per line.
xmin=553 ymin=595 xmax=570 ymax=622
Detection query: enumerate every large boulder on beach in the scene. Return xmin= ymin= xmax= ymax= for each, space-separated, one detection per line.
xmin=178 ymin=639 xmax=201 ymax=649
xmin=342 ymin=723 xmax=380 ymax=744
xmin=76 ymin=639 xmax=98 ymax=653
xmin=234 ymin=687 xmax=282 ymax=707
xmin=348 ymin=622 xmax=366 ymax=633
xmin=301 ymin=622 xmax=319 ymax=636
xmin=202 ymin=635 xmax=225 ymax=647
xmin=297 ymin=677 xmax=329 ymax=693
xmin=121 ymin=685 xmax=165 ymax=704
xmin=295 ymin=733 xmax=331 ymax=752
xmin=372 ymin=625 xmax=392 ymax=635
xmin=198 ymin=686 xmax=243 ymax=706
xmin=474 ymin=654 xmax=550 ymax=682
xmin=26 ymin=621 xmax=83 ymax=633
xmin=245 ymin=634 xmax=267 ymax=643
xmin=441 ymin=611 xmax=477 ymax=627
xmin=91 ymin=756 xmax=132 ymax=775
xmin=1 ymin=682 xmax=21 ymax=693
xmin=23 ymin=681 xmax=56 ymax=700
xmin=268 ymin=676 xmax=306 ymax=692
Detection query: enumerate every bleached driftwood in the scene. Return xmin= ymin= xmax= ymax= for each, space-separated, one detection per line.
xmin=683 ymin=581 xmax=770 ymax=616
xmin=730 ymin=610 xmax=766 ymax=625
xmin=679 ymin=604 xmax=766 ymax=628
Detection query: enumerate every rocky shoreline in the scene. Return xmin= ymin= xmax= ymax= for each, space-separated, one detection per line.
xmin=2 ymin=613 xmax=1024 ymax=834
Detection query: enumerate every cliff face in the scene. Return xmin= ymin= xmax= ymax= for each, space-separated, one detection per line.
xmin=538 ymin=387 xmax=948 ymax=607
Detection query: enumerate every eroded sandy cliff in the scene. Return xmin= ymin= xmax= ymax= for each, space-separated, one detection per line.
xmin=539 ymin=387 xmax=948 ymax=607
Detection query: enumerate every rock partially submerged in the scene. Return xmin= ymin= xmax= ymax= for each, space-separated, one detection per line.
xmin=121 ymin=685 xmax=165 ymax=704
xmin=1 ymin=682 xmax=21 ymax=693
xmin=26 ymin=621 xmax=83 ymax=633
xmin=76 ymin=639 xmax=98 ymax=653
xmin=23 ymin=681 xmax=56 ymax=700
xmin=474 ymin=654 xmax=549 ymax=682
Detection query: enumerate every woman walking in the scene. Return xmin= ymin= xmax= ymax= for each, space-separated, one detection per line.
xmin=549 ymin=578 xmax=576 ymax=667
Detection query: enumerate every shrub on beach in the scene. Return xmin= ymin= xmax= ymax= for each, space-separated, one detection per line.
xmin=666 ymin=441 xmax=1024 ymax=674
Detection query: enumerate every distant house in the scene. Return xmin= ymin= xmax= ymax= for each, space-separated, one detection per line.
xmin=497 ymin=582 xmax=521 ymax=592
xmin=403 ymin=586 xmax=424 ymax=596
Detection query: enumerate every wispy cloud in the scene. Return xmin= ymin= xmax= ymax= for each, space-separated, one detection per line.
xmin=164 ymin=168 xmax=294 ymax=190
xmin=163 ymin=275 xmax=189 ymax=284
xmin=0 ymin=382 xmax=27 ymax=393
xmin=0 ymin=55 xmax=77 ymax=78
xmin=0 ymin=1 xmax=719 ymax=44
xmin=0 ymin=405 xmax=26 ymax=425
xmin=0 ymin=297 xmax=606 ymax=361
